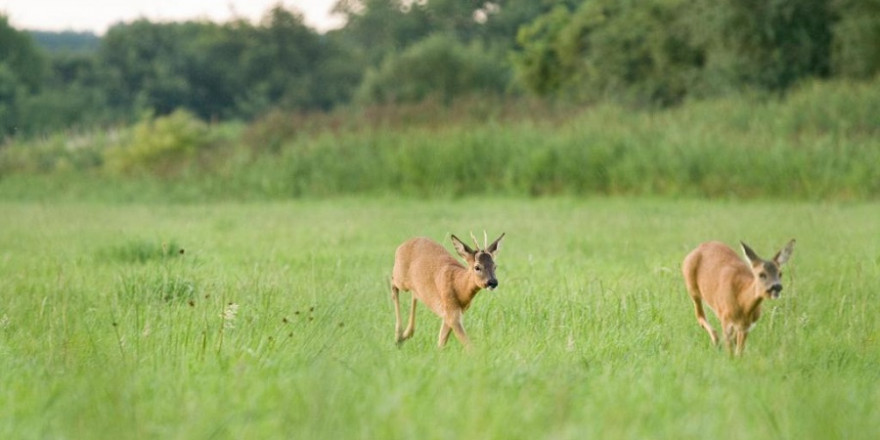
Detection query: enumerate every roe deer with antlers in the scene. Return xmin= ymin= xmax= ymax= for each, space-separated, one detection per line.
xmin=682 ymin=239 xmax=795 ymax=355
xmin=391 ymin=232 xmax=505 ymax=348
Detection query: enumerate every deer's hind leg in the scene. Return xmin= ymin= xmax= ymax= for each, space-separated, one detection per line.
xmin=692 ymin=298 xmax=719 ymax=346
xmin=685 ymin=280 xmax=719 ymax=347
xmin=683 ymin=258 xmax=718 ymax=347
xmin=392 ymin=284 xmax=418 ymax=346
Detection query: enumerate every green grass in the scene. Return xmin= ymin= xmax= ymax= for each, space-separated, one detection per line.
xmin=1 ymin=197 xmax=878 ymax=439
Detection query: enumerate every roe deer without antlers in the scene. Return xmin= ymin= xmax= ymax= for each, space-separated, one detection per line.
xmin=391 ymin=232 xmax=505 ymax=348
xmin=682 ymin=239 xmax=795 ymax=356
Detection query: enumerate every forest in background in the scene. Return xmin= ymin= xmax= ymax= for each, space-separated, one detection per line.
xmin=2 ymin=0 xmax=878 ymax=137
xmin=1 ymin=0 xmax=879 ymax=201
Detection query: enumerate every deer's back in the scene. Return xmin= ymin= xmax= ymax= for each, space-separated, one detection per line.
xmin=684 ymin=241 xmax=752 ymax=297
xmin=392 ymin=237 xmax=462 ymax=291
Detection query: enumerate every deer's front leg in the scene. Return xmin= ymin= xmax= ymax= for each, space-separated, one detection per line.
xmin=437 ymin=322 xmax=452 ymax=347
xmin=402 ymin=296 xmax=417 ymax=340
xmin=446 ymin=309 xmax=471 ymax=348
xmin=392 ymin=286 xmax=403 ymax=344
xmin=722 ymin=322 xmax=736 ymax=356
xmin=735 ymin=329 xmax=748 ymax=356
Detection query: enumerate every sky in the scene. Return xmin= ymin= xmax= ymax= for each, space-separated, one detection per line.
xmin=0 ymin=0 xmax=344 ymax=35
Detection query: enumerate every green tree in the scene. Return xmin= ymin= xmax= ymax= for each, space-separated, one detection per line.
xmin=831 ymin=0 xmax=880 ymax=78
xmin=707 ymin=0 xmax=834 ymax=92
xmin=510 ymin=5 xmax=577 ymax=96
xmin=333 ymin=0 xmax=435 ymax=65
xmin=513 ymin=0 xmax=844 ymax=106
xmin=29 ymin=30 xmax=100 ymax=54
xmin=20 ymin=51 xmax=112 ymax=133
xmin=356 ymin=32 xmax=508 ymax=104
xmin=480 ymin=0 xmax=579 ymax=48
xmin=334 ymin=0 xmax=556 ymax=104
xmin=0 ymin=64 xmax=23 ymax=136
xmin=99 ymin=20 xmax=198 ymax=117
xmin=0 ymin=15 xmax=47 ymax=92
xmin=0 ymin=15 xmax=49 ymax=136
xmin=180 ymin=20 xmax=255 ymax=119
xmin=96 ymin=8 xmax=358 ymax=120
xmin=240 ymin=7 xmax=331 ymax=112
xmin=513 ymin=0 xmax=705 ymax=106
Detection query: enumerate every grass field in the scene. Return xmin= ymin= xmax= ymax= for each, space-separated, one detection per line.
xmin=1 ymin=197 xmax=878 ymax=439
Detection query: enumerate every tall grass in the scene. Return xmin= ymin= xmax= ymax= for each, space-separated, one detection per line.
xmin=0 ymin=198 xmax=878 ymax=438
xmin=1 ymin=79 xmax=878 ymax=201
xmin=251 ymin=78 xmax=878 ymax=199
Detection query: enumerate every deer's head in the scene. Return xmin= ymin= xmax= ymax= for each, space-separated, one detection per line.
xmin=741 ymin=239 xmax=795 ymax=299
xmin=451 ymin=232 xmax=505 ymax=290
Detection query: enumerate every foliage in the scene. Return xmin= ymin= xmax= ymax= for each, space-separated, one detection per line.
xmin=0 ymin=15 xmax=48 ymax=136
xmin=28 ymin=30 xmax=100 ymax=54
xmin=514 ymin=0 xmax=708 ymax=106
xmin=512 ymin=0 xmax=873 ymax=106
xmin=705 ymin=0 xmax=834 ymax=92
xmin=99 ymin=20 xmax=201 ymax=117
xmin=103 ymin=110 xmax=223 ymax=178
xmin=18 ymin=53 xmax=113 ymax=135
xmin=4 ymin=2 xmax=875 ymax=136
xmin=831 ymin=0 xmax=880 ymax=78
xmin=509 ymin=5 xmax=577 ymax=96
xmin=3 ymin=7 xmax=362 ymax=137
xmin=356 ymin=33 xmax=510 ymax=104
xmin=0 ymin=16 xmax=47 ymax=91
xmin=0 ymin=199 xmax=878 ymax=438
xmin=335 ymin=0 xmax=553 ymax=105
xmin=0 ymin=23 xmax=110 ymax=136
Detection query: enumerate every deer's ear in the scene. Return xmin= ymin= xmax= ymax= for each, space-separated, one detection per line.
xmin=774 ymin=239 xmax=795 ymax=266
xmin=741 ymin=242 xmax=762 ymax=266
xmin=451 ymin=234 xmax=475 ymax=261
xmin=486 ymin=232 xmax=505 ymax=257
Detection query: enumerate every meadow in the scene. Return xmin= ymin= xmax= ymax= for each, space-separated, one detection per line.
xmin=1 ymin=197 xmax=878 ymax=439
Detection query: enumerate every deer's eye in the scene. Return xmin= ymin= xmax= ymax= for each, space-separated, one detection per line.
xmin=474 ymin=265 xmax=482 ymax=272
xmin=759 ymin=273 xmax=767 ymax=280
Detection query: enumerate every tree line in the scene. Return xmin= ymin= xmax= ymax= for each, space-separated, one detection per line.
xmin=1 ymin=0 xmax=878 ymax=137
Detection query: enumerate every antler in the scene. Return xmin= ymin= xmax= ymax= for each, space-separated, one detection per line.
xmin=483 ymin=230 xmax=488 ymax=249
xmin=469 ymin=232 xmax=481 ymax=250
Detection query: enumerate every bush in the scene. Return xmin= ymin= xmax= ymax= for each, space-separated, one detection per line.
xmin=103 ymin=110 xmax=218 ymax=177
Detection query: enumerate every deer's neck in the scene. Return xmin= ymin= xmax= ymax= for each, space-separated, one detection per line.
xmin=452 ymin=267 xmax=482 ymax=308
xmin=740 ymin=278 xmax=765 ymax=318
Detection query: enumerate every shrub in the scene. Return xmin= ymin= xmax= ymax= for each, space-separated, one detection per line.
xmin=103 ymin=110 xmax=216 ymax=177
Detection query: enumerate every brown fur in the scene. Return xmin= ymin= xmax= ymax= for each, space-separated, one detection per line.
xmin=682 ymin=239 xmax=795 ymax=355
xmin=391 ymin=233 xmax=505 ymax=348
